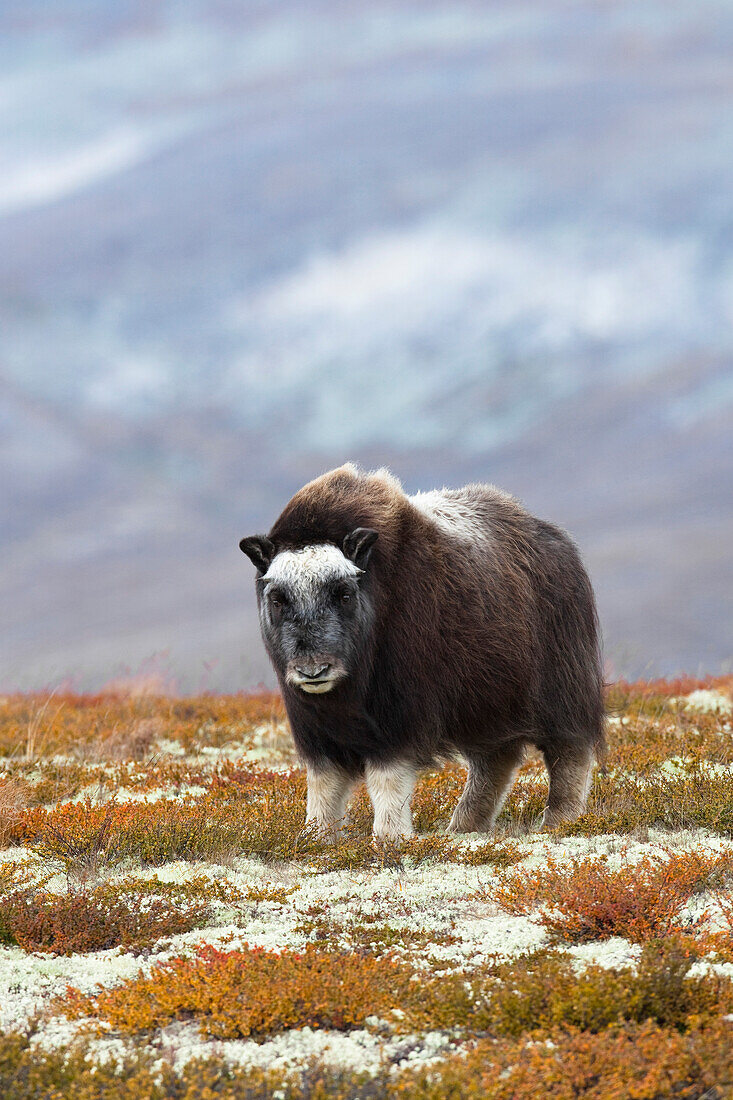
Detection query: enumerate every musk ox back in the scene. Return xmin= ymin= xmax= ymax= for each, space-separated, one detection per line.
xmin=240 ymin=463 xmax=604 ymax=839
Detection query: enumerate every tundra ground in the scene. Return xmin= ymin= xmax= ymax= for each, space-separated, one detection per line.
xmin=0 ymin=677 xmax=732 ymax=1098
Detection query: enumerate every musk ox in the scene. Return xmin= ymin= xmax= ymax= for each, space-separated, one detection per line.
xmin=239 ymin=463 xmax=604 ymax=839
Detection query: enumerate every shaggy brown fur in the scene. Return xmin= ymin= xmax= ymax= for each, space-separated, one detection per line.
xmin=240 ymin=464 xmax=605 ymax=836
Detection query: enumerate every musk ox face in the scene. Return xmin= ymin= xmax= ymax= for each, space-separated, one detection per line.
xmin=239 ymin=529 xmax=378 ymax=695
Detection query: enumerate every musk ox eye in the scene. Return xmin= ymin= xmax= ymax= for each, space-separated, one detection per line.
xmin=269 ymin=590 xmax=286 ymax=609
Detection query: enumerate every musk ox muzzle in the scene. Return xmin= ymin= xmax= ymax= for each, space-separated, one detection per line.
xmin=286 ymin=656 xmax=347 ymax=694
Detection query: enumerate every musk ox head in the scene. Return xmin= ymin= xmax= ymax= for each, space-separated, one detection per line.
xmin=239 ymin=528 xmax=378 ymax=694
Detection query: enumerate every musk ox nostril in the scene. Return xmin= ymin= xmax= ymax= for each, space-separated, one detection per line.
xmin=295 ymin=663 xmax=330 ymax=679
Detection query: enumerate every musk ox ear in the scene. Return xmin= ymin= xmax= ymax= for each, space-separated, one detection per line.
xmin=343 ymin=527 xmax=378 ymax=570
xmin=239 ymin=535 xmax=275 ymax=574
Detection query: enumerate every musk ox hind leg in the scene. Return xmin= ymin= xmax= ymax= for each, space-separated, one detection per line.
xmin=305 ymin=763 xmax=355 ymax=839
xmin=365 ymin=760 xmax=417 ymax=840
xmin=541 ymin=742 xmax=596 ymax=829
xmin=448 ymin=743 xmax=526 ymax=834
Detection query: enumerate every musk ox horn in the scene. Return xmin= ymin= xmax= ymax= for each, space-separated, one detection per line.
xmin=342 ymin=527 xmax=378 ymax=569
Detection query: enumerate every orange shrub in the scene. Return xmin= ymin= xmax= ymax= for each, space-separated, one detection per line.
xmin=0 ymin=880 xmax=212 ymax=955
xmin=491 ymin=850 xmax=733 ymax=943
xmin=60 ymin=936 xmax=731 ymax=1042
xmin=11 ymin=773 xmax=312 ymax=869
xmin=396 ymin=1019 xmax=733 ymax=1100
xmin=412 ymin=766 xmax=467 ymax=830
xmin=698 ymin=890 xmax=733 ymax=962
xmin=476 ymin=936 xmax=729 ymax=1036
xmin=0 ymin=691 xmax=286 ymax=760
xmin=62 ymin=943 xmax=420 ymax=1039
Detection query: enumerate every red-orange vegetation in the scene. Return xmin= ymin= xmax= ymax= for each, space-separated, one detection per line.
xmin=491 ymin=849 xmax=733 ymax=942
xmin=7 ymin=765 xmax=310 ymax=868
xmin=0 ymin=691 xmax=286 ymax=760
xmin=0 ymin=879 xmax=212 ymax=955
xmin=59 ymin=936 xmax=732 ymax=1041
xmin=62 ymin=943 xmax=420 ymax=1039
xmin=698 ymin=890 xmax=733 ymax=962
xmin=606 ymin=675 xmax=733 ymax=720
xmin=411 ymin=766 xmax=466 ymax=830
xmin=396 ymin=1020 xmax=733 ymax=1100
xmin=609 ymin=673 xmax=732 ymax=700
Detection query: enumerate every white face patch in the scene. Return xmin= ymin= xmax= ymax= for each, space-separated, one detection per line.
xmin=262 ymin=543 xmax=362 ymax=604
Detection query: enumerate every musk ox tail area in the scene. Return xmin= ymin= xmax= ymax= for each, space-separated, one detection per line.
xmin=528 ymin=518 xmax=606 ymax=827
xmin=531 ymin=518 xmax=605 ymax=752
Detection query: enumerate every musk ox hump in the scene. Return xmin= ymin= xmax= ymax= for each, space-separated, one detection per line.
xmin=409 ymin=485 xmax=508 ymax=545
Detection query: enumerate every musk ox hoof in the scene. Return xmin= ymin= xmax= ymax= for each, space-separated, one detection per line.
xmin=540 ymin=805 xmax=583 ymax=830
xmin=446 ymin=811 xmax=492 ymax=835
xmin=371 ymin=825 xmax=414 ymax=844
xmin=304 ymin=818 xmax=344 ymax=842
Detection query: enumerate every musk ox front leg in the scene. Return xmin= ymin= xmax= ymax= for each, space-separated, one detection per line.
xmin=365 ymin=760 xmax=417 ymax=840
xmin=305 ymin=763 xmax=355 ymax=839
xmin=448 ymin=744 xmax=526 ymax=833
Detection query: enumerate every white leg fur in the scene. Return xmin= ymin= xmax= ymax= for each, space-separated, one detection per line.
xmin=305 ymin=765 xmax=354 ymax=838
xmin=365 ymin=761 xmax=417 ymax=840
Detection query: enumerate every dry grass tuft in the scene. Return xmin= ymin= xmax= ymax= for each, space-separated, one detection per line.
xmin=0 ymin=691 xmax=286 ymax=761
xmin=6 ymin=774 xmax=524 ymax=875
xmin=13 ymin=780 xmax=314 ymax=870
xmin=99 ymin=718 xmax=162 ymax=761
xmin=560 ymin=770 xmax=733 ymax=837
xmin=0 ymin=780 xmax=28 ymax=847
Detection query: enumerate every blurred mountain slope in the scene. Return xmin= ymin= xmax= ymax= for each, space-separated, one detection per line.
xmin=1 ymin=1 xmax=731 ymax=688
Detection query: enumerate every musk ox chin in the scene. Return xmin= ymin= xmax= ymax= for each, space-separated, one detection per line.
xmin=239 ymin=463 xmax=605 ymax=840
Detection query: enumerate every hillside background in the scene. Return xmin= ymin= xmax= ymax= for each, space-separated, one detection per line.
xmin=1 ymin=0 xmax=731 ymax=691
